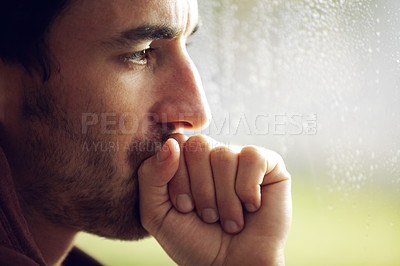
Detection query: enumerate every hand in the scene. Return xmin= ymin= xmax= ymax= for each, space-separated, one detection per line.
xmin=138 ymin=134 xmax=292 ymax=265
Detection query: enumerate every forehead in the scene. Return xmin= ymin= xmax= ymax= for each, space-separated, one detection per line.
xmin=59 ymin=0 xmax=198 ymax=40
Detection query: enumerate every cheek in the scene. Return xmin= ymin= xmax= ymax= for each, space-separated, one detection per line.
xmin=56 ymin=66 xmax=152 ymax=115
xmin=53 ymin=50 xmax=166 ymax=149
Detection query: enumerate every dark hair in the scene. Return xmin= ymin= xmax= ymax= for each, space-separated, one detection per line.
xmin=0 ymin=0 xmax=73 ymax=81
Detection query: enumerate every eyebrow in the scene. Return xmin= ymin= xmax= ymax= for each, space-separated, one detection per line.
xmin=101 ymin=21 xmax=200 ymax=50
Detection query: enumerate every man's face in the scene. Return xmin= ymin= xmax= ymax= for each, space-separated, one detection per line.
xmin=9 ymin=0 xmax=210 ymax=240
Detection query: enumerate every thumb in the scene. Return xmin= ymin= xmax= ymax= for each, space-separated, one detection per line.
xmin=138 ymin=138 xmax=180 ymax=234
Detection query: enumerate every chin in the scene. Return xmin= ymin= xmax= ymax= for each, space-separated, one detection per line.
xmin=86 ymin=224 xmax=150 ymax=241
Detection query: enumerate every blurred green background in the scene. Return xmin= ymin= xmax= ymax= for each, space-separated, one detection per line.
xmin=76 ymin=0 xmax=400 ymax=264
xmin=75 ymin=178 xmax=400 ymax=265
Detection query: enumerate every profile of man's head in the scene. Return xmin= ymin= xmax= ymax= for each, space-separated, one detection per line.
xmin=0 ymin=0 xmax=210 ymax=240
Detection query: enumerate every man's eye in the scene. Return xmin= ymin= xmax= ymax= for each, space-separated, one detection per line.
xmin=123 ymin=48 xmax=154 ymax=65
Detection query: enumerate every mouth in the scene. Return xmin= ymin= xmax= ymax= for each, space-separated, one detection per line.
xmin=129 ymin=124 xmax=187 ymax=183
xmin=159 ymin=123 xmax=185 ymax=142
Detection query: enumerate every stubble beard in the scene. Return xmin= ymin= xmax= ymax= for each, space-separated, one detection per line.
xmin=17 ymin=80 xmax=167 ymax=241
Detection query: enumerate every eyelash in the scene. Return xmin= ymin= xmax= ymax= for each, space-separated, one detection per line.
xmin=123 ymin=48 xmax=155 ymax=65
xmin=121 ymin=39 xmax=192 ymax=67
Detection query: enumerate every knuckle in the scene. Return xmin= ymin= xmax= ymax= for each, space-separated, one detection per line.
xmin=263 ymin=149 xmax=286 ymax=172
xmin=210 ymin=146 xmax=236 ymax=165
xmin=283 ymin=168 xmax=292 ymax=181
xmin=270 ymin=149 xmax=285 ymax=166
xmin=240 ymin=146 xmax=265 ymax=163
xmin=240 ymin=145 xmax=266 ymax=168
xmin=268 ymin=155 xmax=291 ymax=181
xmin=240 ymin=145 xmax=260 ymax=157
xmin=274 ymin=155 xmax=287 ymax=174
xmin=185 ymin=135 xmax=210 ymax=154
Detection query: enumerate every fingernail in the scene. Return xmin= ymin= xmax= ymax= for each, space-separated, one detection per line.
xmin=176 ymin=194 xmax=193 ymax=213
xmin=245 ymin=203 xmax=257 ymax=212
xmin=201 ymin=208 xmax=219 ymax=223
xmin=224 ymin=220 xmax=240 ymax=234
xmin=157 ymin=142 xmax=171 ymax=162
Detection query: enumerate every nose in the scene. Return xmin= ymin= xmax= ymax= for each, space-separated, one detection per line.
xmin=150 ymin=43 xmax=211 ymax=131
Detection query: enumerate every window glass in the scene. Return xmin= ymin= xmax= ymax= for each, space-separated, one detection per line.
xmin=189 ymin=0 xmax=400 ymax=264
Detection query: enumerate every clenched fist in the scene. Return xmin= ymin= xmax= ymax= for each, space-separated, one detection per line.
xmin=138 ymin=134 xmax=292 ymax=265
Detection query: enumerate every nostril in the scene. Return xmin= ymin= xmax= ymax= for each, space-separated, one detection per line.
xmin=174 ymin=121 xmax=193 ymax=130
xmin=158 ymin=122 xmax=192 ymax=135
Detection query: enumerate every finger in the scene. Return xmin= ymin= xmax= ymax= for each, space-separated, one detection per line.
xmin=168 ymin=134 xmax=194 ymax=213
xmin=234 ymin=149 xmax=292 ymax=249
xmin=246 ymin=170 xmax=292 ymax=241
xmin=248 ymin=149 xmax=292 ymax=238
xmin=210 ymin=146 xmax=243 ymax=234
xmin=261 ymin=149 xmax=290 ymax=185
xmin=236 ymin=146 xmax=267 ymax=212
xmin=138 ymin=138 xmax=180 ymax=234
xmin=184 ymin=135 xmax=219 ymax=223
